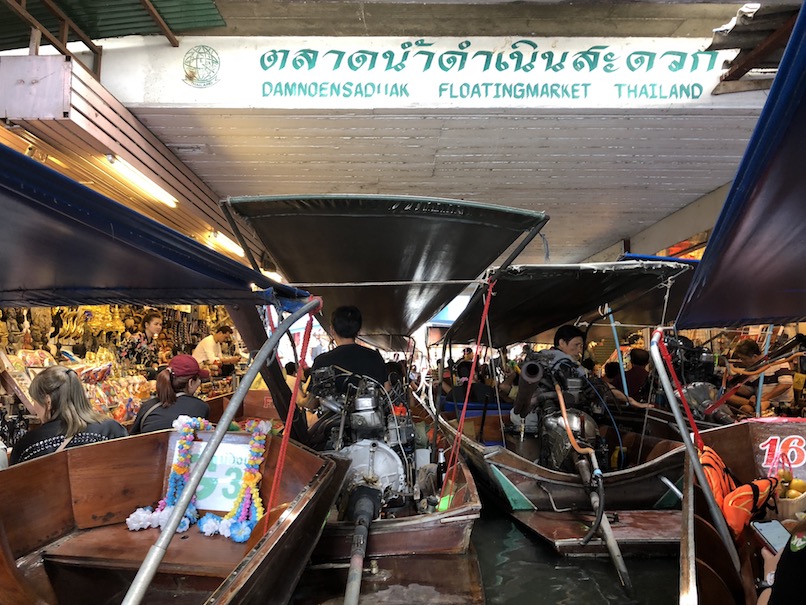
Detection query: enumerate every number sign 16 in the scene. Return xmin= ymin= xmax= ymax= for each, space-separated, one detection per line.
xmin=759 ymin=435 xmax=806 ymax=469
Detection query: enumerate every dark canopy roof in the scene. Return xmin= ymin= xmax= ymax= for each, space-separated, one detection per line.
xmin=0 ymin=144 xmax=305 ymax=307
xmin=227 ymin=195 xmax=547 ymax=344
xmin=447 ymin=259 xmax=693 ymax=348
xmin=677 ymin=9 xmax=806 ymax=329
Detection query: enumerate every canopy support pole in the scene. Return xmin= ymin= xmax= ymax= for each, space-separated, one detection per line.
xmin=650 ymin=329 xmax=741 ymax=573
xmin=756 ymin=324 xmax=775 ymax=417
xmin=605 ymin=304 xmax=630 ymax=401
xmin=220 ymin=199 xmax=262 ymax=272
xmin=487 ymin=219 xmax=548 ymax=283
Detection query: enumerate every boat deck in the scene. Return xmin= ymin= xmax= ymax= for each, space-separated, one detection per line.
xmin=512 ymin=510 xmax=681 ymax=556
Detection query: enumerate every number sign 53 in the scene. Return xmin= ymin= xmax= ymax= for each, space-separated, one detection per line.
xmin=170 ymin=440 xmax=251 ymax=512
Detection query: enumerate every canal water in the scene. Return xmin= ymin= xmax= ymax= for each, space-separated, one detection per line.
xmin=472 ymin=506 xmax=679 ymax=605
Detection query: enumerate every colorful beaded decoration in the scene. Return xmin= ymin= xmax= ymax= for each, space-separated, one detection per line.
xmin=126 ymin=416 xmax=269 ymax=543
xmin=198 ymin=418 xmax=269 ymax=542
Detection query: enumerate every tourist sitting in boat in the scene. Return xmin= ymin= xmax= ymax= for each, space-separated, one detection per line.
xmin=545 ymin=326 xmax=652 ymax=409
xmin=10 ymin=365 xmax=128 ymax=464
xmin=757 ymin=516 xmax=806 ymax=605
xmin=727 ymin=338 xmax=793 ymax=415
xmin=599 ymin=361 xmax=650 ymax=410
xmin=445 ymin=360 xmax=513 ymax=405
xmin=614 ymin=347 xmax=651 ymax=402
xmin=129 ymin=354 xmax=211 ymax=434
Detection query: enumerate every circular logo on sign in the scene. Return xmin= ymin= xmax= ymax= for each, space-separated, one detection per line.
xmin=183 ymin=45 xmax=220 ymax=88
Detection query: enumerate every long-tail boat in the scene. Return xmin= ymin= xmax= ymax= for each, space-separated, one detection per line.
xmin=663 ymin=10 xmax=806 ymax=603
xmin=0 ymin=141 xmax=346 ymax=604
xmin=0 ymin=426 xmax=346 ymax=605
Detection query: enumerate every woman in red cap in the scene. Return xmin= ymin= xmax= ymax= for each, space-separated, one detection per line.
xmin=130 ymin=354 xmax=210 ymax=434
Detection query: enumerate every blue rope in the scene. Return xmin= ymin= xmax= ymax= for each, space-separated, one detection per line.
xmin=585 ymin=375 xmax=625 ymax=470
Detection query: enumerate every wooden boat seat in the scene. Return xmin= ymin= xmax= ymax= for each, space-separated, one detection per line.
xmin=42 ymin=523 xmax=248 ymax=579
xmin=645 ymin=439 xmax=682 ymax=462
xmin=600 ymin=426 xmax=679 ymax=466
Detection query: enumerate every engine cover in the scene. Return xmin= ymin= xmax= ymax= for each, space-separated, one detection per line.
xmin=340 ymin=439 xmax=406 ymax=505
xmin=540 ymin=409 xmax=599 ymax=472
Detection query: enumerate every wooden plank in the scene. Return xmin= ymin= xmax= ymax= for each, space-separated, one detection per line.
xmin=44 ymin=523 xmax=245 ymax=577
xmin=0 ymin=450 xmax=73 ymax=558
xmin=67 ymin=432 xmax=169 ymax=530
xmin=511 ymin=510 xmax=681 ymax=556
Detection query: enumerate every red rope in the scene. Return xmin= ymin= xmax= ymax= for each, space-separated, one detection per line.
xmin=655 ymin=333 xmax=703 ymax=450
xmin=441 ymin=279 xmax=496 ymax=501
xmin=266 ymin=311 xmax=315 ymax=528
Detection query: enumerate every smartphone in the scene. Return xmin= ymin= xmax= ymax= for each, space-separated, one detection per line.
xmin=751 ymin=519 xmax=791 ymax=553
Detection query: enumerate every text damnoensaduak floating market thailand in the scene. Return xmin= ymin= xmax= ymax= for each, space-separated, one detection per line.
xmin=107 ymin=36 xmax=747 ymax=111
xmin=250 ymin=37 xmax=732 ymax=108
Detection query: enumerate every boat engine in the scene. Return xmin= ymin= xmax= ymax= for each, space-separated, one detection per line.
xmin=309 ymin=367 xmax=422 ymax=521
xmin=511 ymin=352 xmax=609 ymax=472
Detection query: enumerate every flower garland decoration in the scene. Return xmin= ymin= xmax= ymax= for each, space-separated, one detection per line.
xmin=127 ymin=415 xmax=213 ymax=533
xmin=197 ymin=419 xmax=269 ymax=543
xmin=126 ymin=416 xmax=270 ymax=545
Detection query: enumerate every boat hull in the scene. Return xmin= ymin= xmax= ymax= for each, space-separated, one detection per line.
xmin=312 ymin=458 xmax=480 ymax=561
xmin=0 ymin=430 xmax=346 ymax=605
xmin=439 ymin=413 xmax=685 ymax=556
xmin=681 ymin=418 xmax=806 ymax=605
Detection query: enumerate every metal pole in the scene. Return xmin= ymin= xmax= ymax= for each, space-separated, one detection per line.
xmin=649 ymin=329 xmax=741 ymax=573
xmin=487 ymin=218 xmax=549 ymax=283
xmin=756 ymin=324 xmax=775 ymax=417
xmin=122 ymin=298 xmax=321 ymax=605
xmin=606 ymin=304 xmax=630 ymax=401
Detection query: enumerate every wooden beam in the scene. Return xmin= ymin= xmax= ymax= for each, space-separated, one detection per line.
xmin=721 ymin=13 xmax=798 ymax=82
xmin=2 ymin=0 xmax=102 ymax=77
xmin=140 ymin=0 xmax=179 ymax=48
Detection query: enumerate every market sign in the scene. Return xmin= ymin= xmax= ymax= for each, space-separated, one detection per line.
xmin=99 ymin=36 xmax=745 ymax=110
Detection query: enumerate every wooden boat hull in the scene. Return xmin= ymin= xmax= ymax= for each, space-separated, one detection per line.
xmin=442 ymin=414 xmax=685 ymax=512
xmin=0 ymin=429 xmax=347 ymax=605
xmin=680 ymin=418 xmax=806 ymax=605
xmin=312 ymin=458 xmax=480 ymax=561
xmin=439 ymin=412 xmax=684 ymax=557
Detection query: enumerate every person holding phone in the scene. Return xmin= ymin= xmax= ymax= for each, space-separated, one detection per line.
xmin=758 ymin=517 xmax=806 ymax=604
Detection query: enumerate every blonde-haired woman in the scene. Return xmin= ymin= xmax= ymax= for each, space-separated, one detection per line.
xmin=10 ymin=366 xmax=127 ymax=464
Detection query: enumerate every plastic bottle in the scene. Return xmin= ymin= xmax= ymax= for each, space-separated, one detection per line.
xmin=436 ymin=448 xmax=446 ymax=489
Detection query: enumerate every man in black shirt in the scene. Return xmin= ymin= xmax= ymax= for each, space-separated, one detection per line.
xmin=307 ymin=306 xmax=388 ymax=448
xmin=310 ymin=306 xmax=387 ymax=394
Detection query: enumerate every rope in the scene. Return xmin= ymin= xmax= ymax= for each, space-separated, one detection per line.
xmin=266 ymin=310 xmax=316 ymax=528
xmin=291 ymin=279 xmax=484 ymax=287
xmin=441 ymin=279 xmax=497 ymax=501
xmin=556 ymin=384 xmax=594 ymax=455
xmin=655 ymin=335 xmax=703 ymax=450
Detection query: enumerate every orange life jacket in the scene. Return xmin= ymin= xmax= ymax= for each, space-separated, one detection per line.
xmin=698 ymin=445 xmax=778 ymax=537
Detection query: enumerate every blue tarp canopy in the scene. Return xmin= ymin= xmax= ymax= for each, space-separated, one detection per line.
xmin=676 ymin=9 xmax=806 ymax=329
xmin=0 ymin=144 xmax=307 ymax=307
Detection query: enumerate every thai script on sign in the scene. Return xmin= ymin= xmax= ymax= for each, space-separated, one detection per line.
xmin=258 ymin=39 xmax=719 ymax=75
